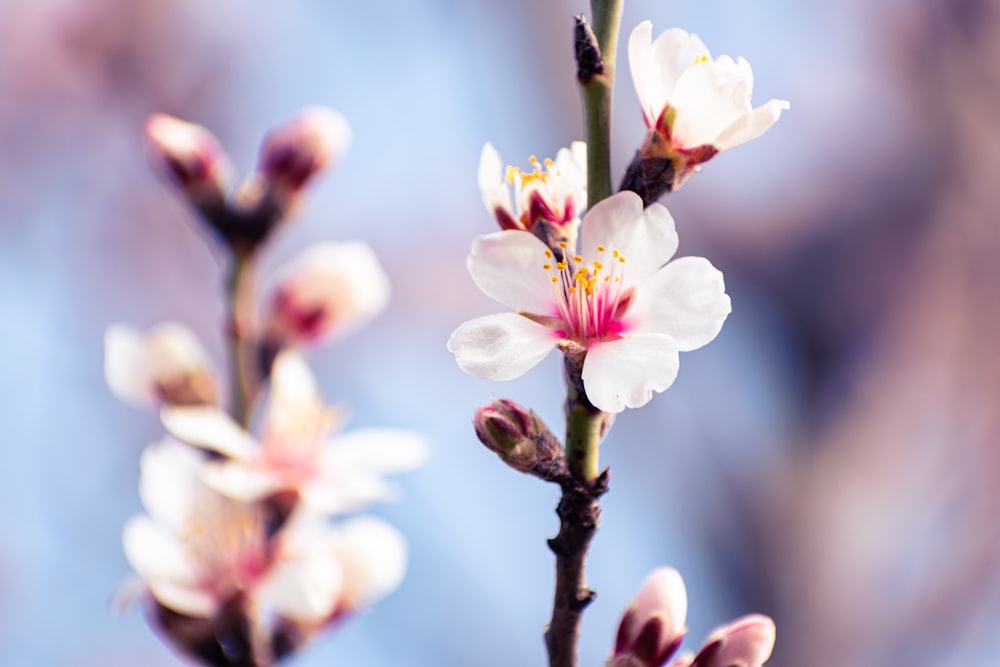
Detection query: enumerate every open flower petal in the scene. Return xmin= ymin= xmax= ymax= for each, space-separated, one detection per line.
xmin=200 ymin=461 xmax=286 ymax=502
xmin=325 ymin=428 xmax=429 ymax=474
xmin=581 ymin=192 xmax=679 ymax=289
xmin=138 ymin=437 xmax=212 ymax=532
xmin=670 ymin=61 xmax=751 ymax=148
xmin=447 ymin=312 xmax=558 ymax=381
xmin=582 ymin=333 xmax=680 ymax=413
xmin=467 ymin=232 xmax=559 ymax=314
xmin=715 ymin=98 xmax=790 ymax=152
xmin=332 ymin=517 xmax=408 ymax=610
xmin=478 ymin=142 xmax=511 ymax=215
xmin=257 ymin=548 xmax=343 ymax=623
xmin=628 ymin=256 xmax=731 ymax=351
xmin=162 ymin=407 xmax=258 ymax=460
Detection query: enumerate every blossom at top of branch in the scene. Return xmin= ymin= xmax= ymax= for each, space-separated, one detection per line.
xmin=447 ymin=190 xmax=730 ymax=413
xmin=161 ymin=350 xmax=428 ymax=514
xmin=144 ymin=113 xmax=233 ymax=211
xmin=256 ymin=106 xmax=352 ymax=215
xmin=263 ymin=240 xmax=391 ymax=349
xmin=621 ymin=22 xmax=789 ymax=200
xmin=478 ymin=141 xmax=587 ymax=249
xmin=610 ymin=568 xmax=775 ymax=667
xmin=104 ymin=322 xmax=217 ymax=409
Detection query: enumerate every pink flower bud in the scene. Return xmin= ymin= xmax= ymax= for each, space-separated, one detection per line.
xmin=614 ymin=567 xmax=688 ymax=667
xmin=257 ymin=106 xmax=351 ymax=209
xmin=143 ymin=113 xmax=231 ymax=208
xmin=697 ymin=614 xmax=775 ymax=667
xmin=265 ymin=241 xmax=389 ymax=347
xmin=473 ymin=399 xmax=562 ymax=475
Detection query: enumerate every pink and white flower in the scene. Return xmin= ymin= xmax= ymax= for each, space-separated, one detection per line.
xmin=104 ymin=322 xmax=217 ymax=408
xmin=478 ymin=142 xmax=587 ymax=238
xmin=611 ymin=567 xmax=688 ymax=667
xmin=162 ymin=351 xmax=427 ymax=514
xmin=263 ymin=241 xmax=391 ymax=347
xmin=256 ymin=106 xmax=352 ymax=212
xmin=447 ymin=191 xmax=731 ymax=413
xmin=144 ymin=113 xmax=233 ymax=208
xmin=628 ymin=21 xmax=789 ymax=171
xmin=122 ymin=438 xmax=344 ymax=623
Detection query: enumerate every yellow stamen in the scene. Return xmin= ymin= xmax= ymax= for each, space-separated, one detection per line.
xmin=695 ymin=54 xmax=710 ymax=64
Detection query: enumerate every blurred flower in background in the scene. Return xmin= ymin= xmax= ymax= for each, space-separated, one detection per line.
xmin=2 ymin=0 xmax=1000 ymax=666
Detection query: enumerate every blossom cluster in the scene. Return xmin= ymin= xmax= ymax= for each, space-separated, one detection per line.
xmin=109 ymin=108 xmax=426 ymax=665
xmin=450 ymin=21 xmax=787 ymax=414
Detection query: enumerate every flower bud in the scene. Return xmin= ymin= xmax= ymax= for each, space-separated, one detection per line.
xmin=257 ymin=106 xmax=351 ymax=213
xmin=612 ymin=567 xmax=688 ymax=667
xmin=263 ymin=241 xmax=390 ymax=350
xmin=690 ymin=615 xmax=775 ymax=667
xmin=104 ymin=323 xmax=217 ymax=408
xmin=473 ymin=399 xmax=564 ymax=479
xmin=143 ymin=113 xmax=231 ymax=213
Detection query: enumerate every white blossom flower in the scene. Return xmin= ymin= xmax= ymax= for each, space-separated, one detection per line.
xmin=478 ymin=142 xmax=587 ymax=238
xmin=628 ymin=21 xmax=789 ymax=169
xmin=162 ymin=351 xmax=428 ymax=514
xmin=104 ymin=322 xmax=217 ymax=408
xmin=447 ymin=191 xmax=730 ymax=413
xmin=122 ymin=438 xmax=344 ymax=623
xmin=264 ymin=241 xmax=391 ymax=347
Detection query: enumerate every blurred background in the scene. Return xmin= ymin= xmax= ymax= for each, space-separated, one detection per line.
xmin=2 ymin=0 xmax=999 ymax=665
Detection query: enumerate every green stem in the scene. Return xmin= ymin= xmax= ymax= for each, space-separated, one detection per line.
xmin=581 ymin=0 xmax=624 ymax=208
xmin=225 ymin=250 xmax=257 ymax=427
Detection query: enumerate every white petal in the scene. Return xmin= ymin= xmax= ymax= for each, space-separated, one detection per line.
xmin=265 ymin=350 xmax=328 ymax=439
xmin=708 ymin=614 xmax=776 ymax=667
xmin=670 ymin=61 xmax=751 ymax=148
xmin=257 ymin=550 xmax=343 ymax=623
xmin=554 ymin=141 xmax=588 ymax=213
xmin=268 ymin=241 xmax=391 ymax=343
xmin=633 ymin=567 xmax=688 ymax=645
xmin=162 ymin=406 xmax=257 ymax=460
xmin=333 ymin=517 xmax=408 ymax=609
xmin=467 ymin=231 xmax=559 ymax=314
xmin=628 ymin=257 xmax=731 ymax=351
xmin=200 ymin=460 xmax=284 ymax=502
xmin=122 ymin=516 xmax=199 ymax=586
xmin=715 ymin=98 xmax=790 ymax=151
xmin=303 ymin=469 xmax=395 ymax=515
xmin=104 ymin=325 xmax=157 ymax=407
xmin=326 ymin=428 xmax=429 ymax=473
xmin=581 ymin=192 xmax=678 ymax=288
xmin=138 ymin=438 xmax=209 ymax=531
xmin=447 ymin=313 xmax=558 ymax=381
xmin=628 ymin=21 xmax=655 ymax=122
xmin=477 ymin=142 xmax=512 ymax=215
xmin=647 ymin=28 xmax=711 ymax=119
xmin=582 ymin=333 xmax=680 ymax=413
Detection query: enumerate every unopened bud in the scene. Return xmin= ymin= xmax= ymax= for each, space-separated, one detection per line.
xmin=473 ymin=399 xmax=565 ymax=479
xmin=690 ymin=615 xmax=775 ymax=667
xmin=144 ymin=113 xmax=231 ymax=213
xmin=257 ymin=106 xmax=351 ymax=213
xmin=263 ymin=241 xmax=390 ymax=350
xmin=611 ymin=567 xmax=688 ymax=667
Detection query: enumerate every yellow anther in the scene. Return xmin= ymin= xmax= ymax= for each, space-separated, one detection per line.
xmin=593 ymin=261 xmax=603 ymax=271
xmin=612 ymin=250 xmax=619 ymax=258
xmin=529 ymin=155 xmax=539 ymax=165
xmin=544 ymin=250 xmax=553 ymax=258
xmin=543 ymin=263 xmax=552 ymax=270
xmin=557 ymin=261 xmax=567 ymax=271
xmin=544 ymin=158 xmax=554 ymax=168
xmin=615 ymin=276 xmax=621 ymax=282
xmin=597 ymin=245 xmax=606 ymax=253
xmin=568 ymin=287 xmax=576 ymax=294
xmin=695 ymin=54 xmax=710 ymax=64
xmin=551 ymin=276 xmax=559 ymax=283
xmin=604 ymin=275 xmax=611 ymax=282
xmin=573 ymin=255 xmax=583 ymax=263
xmin=505 ymin=166 xmax=516 ymax=184
xmin=619 ymin=256 xmax=626 ymax=263
xmin=559 ymin=242 xmax=568 ymax=249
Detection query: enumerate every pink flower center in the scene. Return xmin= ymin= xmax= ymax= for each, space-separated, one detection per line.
xmin=507 ymin=155 xmax=576 ymax=227
xmin=543 ymin=243 xmax=632 ymax=343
